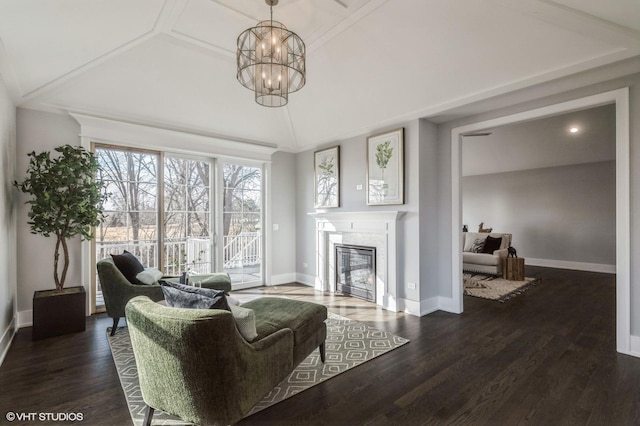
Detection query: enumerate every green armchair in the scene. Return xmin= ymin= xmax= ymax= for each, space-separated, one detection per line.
xmin=126 ymin=296 xmax=297 ymax=426
xmin=96 ymin=258 xmax=232 ymax=336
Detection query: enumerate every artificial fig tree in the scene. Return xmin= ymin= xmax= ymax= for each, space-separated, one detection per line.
xmin=15 ymin=145 xmax=107 ymax=291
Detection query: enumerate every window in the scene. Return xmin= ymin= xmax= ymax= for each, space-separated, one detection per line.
xmin=93 ymin=146 xmax=264 ymax=310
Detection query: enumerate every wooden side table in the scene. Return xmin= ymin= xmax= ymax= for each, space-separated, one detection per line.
xmin=502 ymin=257 xmax=525 ymax=281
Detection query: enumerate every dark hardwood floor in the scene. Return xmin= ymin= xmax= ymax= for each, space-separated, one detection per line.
xmin=1 ymin=266 xmax=639 ymax=425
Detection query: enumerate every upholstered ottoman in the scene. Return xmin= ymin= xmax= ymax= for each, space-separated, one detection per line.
xmin=242 ymin=297 xmax=327 ymax=366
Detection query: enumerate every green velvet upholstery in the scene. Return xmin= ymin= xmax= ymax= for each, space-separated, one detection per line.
xmin=242 ymin=297 xmax=328 ymax=366
xmin=96 ymin=257 xmax=232 ymax=336
xmin=126 ymin=296 xmax=295 ymax=426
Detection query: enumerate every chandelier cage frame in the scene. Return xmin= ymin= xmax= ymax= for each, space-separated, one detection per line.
xmin=236 ymin=1 xmax=306 ymax=107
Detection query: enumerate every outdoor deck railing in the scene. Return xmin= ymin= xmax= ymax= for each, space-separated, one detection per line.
xmin=96 ymin=232 xmax=262 ymax=276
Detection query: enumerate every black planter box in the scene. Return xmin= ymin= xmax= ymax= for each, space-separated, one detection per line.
xmin=32 ymin=286 xmax=86 ymax=340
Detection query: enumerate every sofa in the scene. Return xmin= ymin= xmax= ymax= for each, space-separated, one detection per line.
xmin=462 ymin=232 xmax=512 ymax=276
xmin=126 ymin=295 xmax=327 ymax=426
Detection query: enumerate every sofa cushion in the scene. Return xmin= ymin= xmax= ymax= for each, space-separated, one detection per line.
xmin=463 ymin=252 xmax=500 ymax=266
xmin=160 ymin=281 xmax=230 ymax=311
xmin=111 ymin=250 xmax=145 ymax=284
xmin=482 ymin=236 xmax=502 ymax=254
xmin=242 ymin=297 xmax=327 ymax=346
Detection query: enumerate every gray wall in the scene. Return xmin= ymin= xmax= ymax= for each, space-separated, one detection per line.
xmin=463 ymin=161 xmax=616 ymax=266
xmin=0 ymin=76 xmax=16 ymax=361
xmin=269 ymin=151 xmax=296 ymax=281
xmin=435 ymin=71 xmax=640 ymax=334
xmin=15 ymin=109 xmax=82 ymax=316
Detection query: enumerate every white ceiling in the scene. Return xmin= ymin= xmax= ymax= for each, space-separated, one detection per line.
xmin=0 ymin=0 xmax=638 ymax=153
xmin=462 ymin=103 xmax=616 ymax=176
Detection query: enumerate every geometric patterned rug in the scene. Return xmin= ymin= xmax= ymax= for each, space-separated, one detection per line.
xmin=463 ymin=273 xmax=540 ymax=302
xmin=107 ymin=312 xmax=409 ymax=425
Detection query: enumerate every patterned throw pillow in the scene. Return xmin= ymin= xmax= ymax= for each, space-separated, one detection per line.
xmin=471 ymin=238 xmax=486 ymax=253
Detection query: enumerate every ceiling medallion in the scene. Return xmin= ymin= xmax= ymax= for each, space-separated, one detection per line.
xmin=236 ymin=0 xmax=306 ymax=108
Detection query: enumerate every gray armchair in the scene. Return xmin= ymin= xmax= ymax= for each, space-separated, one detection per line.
xmin=97 ymin=258 xmax=232 ymax=336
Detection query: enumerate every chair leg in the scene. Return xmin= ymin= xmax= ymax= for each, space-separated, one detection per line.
xmin=110 ymin=317 xmax=120 ymax=336
xmin=143 ymin=405 xmax=155 ymax=426
xmin=319 ymin=342 xmax=326 ymax=363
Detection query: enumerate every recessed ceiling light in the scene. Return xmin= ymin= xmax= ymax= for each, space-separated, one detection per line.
xmin=569 ymin=127 xmax=579 ymax=133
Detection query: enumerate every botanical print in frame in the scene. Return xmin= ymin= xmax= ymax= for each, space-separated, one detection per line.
xmin=366 ymin=128 xmax=404 ymax=205
xmin=314 ymin=146 xmax=340 ymax=208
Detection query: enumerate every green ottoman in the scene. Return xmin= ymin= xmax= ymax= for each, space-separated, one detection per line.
xmin=183 ymin=273 xmax=232 ymax=293
xmin=242 ymin=297 xmax=328 ymax=366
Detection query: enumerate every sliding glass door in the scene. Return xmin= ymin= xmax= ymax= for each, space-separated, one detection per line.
xmin=163 ymin=156 xmax=212 ymax=275
xmin=222 ymin=162 xmax=263 ymax=286
xmin=93 ymin=146 xmax=265 ymax=309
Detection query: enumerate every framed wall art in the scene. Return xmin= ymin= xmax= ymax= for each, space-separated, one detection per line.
xmin=366 ymin=128 xmax=404 ymax=205
xmin=314 ymin=146 xmax=340 ymax=208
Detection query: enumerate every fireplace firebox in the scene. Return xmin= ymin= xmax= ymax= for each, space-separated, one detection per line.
xmin=335 ymin=244 xmax=376 ymax=302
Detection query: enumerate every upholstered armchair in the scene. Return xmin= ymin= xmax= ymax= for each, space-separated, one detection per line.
xmin=97 ymin=258 xmax=232 ymax=336
xmin=126 ymin=296 xmax=296 ymax=426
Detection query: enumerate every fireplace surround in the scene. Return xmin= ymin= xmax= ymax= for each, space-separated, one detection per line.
xmin=310 ymin=211 xmax=403 ymax=312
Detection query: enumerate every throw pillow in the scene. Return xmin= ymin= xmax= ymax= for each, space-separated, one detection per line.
xmin=136 ymin=267 xmax=164 ymax=285
xmin=471 ymin=238 xmax=485 ymax=253
xmin=111 ymin=250 xmax=145 ymax=284
xmin=482 ymin=236 xmax=502 ymax=254
xmin=230 ymin=304 xmax=258 ymax=342
xmin=160 ymin=281 xmax=231 ymax=311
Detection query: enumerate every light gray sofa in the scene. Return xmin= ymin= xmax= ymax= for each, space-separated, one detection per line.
xmin=462 ymin=232 xmax=512 ymax=275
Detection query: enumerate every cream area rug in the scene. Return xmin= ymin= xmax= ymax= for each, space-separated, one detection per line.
xmin=463 ymin=273 xmax=540 ymax=302
xmin=107 ymin=312 xmax=409 ymax=425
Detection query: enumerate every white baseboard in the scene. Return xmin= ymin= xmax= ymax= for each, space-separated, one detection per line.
xmin=295 ymin=273 xmax=315 ymax=287
xmin=270 ymin=273 xmax=297 ymax=286
xmin=526 ymin=258 xmax=615 ymax=274
xmin=629 ymin=335 xmax=640 ymax=358
xmin=0 ymin=316 xmax=17 ymax=367
xmin=18 ymin=310 xmax=32 ymax=328
xmin=436 ymin=296 xmax=459 ymax=314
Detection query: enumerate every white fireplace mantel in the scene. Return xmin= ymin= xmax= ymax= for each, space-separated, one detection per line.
xmin=309 ymin=210 xmax=405 ymax=312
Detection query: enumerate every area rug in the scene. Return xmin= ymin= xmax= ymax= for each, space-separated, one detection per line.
xmin=107 ymin=312 xmax=409 ymax=425
xmin=463 ymin=273 xmax=540 ymax=302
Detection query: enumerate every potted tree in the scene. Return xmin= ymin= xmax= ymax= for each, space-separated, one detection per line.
xmin=15 ymin=145 xmax=106 ymax=340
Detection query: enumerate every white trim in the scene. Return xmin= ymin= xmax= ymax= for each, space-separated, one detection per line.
xmin=0 ymin=317 xmax=17 ymax=366
xmin=309 ymin=211 xmax=404 ymax=313
xmin=270 ymin=273 xmax=297 ymax=286
xmin=436 ymin=296 xmax=458 ymax=314
xmin=451 ymin=87 xmax=632 ymax=356
xmin=403 ymin=298 xmax=428 ymax=316
xmin=526 ymin=258 xmax=616 ymax=274
xmin=17 ymin=310 xmax=32 ymax=328
xmin=70 ymin=113 xmax=278 ymax=162
xmin=629 ymin=335 xmax=640 ymax=358
xmin=295 ymin=273 xmax=316 ymax=287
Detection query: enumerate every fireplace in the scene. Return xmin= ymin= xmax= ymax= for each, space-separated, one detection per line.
xmin=335 ymin=244 xmax=376 ymax=302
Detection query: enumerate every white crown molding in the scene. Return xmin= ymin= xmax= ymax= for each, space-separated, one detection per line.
xmin=70 ymin=113 xmax=278 ymax=161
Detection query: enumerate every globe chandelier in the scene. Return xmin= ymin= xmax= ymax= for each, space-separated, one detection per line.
xmin=236 ymin=0 xmax=306 ymax=107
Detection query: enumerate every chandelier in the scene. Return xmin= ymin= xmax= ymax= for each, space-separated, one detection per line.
xmin=236 ymin=0 xmax=306 ymax=107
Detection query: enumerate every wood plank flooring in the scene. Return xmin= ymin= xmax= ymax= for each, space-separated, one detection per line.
xmin=1 ymin=266 xmax=639 ymax=425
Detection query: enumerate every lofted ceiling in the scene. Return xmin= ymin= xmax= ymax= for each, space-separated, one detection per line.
xmin=0 ymin=0 xmax=638 ymax=153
